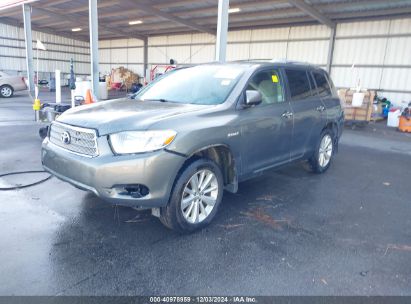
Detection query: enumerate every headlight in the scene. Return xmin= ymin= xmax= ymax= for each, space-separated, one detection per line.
xmin=109 ymin=130 xmax=177 ymax=154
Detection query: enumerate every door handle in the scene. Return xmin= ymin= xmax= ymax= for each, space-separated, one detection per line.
xmin=316 ymin=106 xmax=326 ymax=112
xmin=281 ymin=111 xmax=293 ymax=119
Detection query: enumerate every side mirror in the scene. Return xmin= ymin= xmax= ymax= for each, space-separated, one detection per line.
xmin=245 ymin=90 xmax=262 ymax=107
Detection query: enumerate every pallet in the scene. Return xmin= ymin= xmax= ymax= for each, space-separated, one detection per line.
xmin=345 ymin=120 xmax=369 ymax=128
xmin=339 ymin=89 xmax=376 ymax=123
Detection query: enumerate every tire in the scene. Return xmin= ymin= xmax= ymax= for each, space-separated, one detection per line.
xmin=160 ymin=158 xmax=224 ymax=233
xmin=0 ymin=85 xmax=14 ymax=98
xmin=307 ymin=129 xmax=335 ymax=174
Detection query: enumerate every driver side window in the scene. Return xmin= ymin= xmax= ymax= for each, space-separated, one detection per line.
xmin=246 ymin=69 xmax=284 ymax=105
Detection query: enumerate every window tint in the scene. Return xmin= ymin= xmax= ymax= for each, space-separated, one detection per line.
xmin=308 ymin=73 xmax=317 ymax=95
xmin=285 ymin=69 xmax=312 ymax=100
xmin=312 ymin=70 xmax=332 ymax=97
xmin=246 ymin=69 xmax=284 ymax=105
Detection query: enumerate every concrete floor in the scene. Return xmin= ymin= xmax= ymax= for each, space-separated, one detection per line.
xmin=0 ymin=91 xmax=410 ymax=296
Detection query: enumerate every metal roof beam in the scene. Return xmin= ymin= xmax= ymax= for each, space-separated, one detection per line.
xmin=224 ymin=7 xmax=411 ymax=30
xmin=168 ymin=0 xmax=290 ymax=15
xmin=32 ymin=6 xmax=147 ymax=41
xmin=0 ymin=16 xmax=89 ymax=42
xmin=43 ymin=0 xmax=72 ymax=7
xmin=65 ymin=0 xmax=121 ymax=14
xmin=99 ymin=9 xmax=139 ymax=18
xmin=187 ymin=0 xmax=393 ymax=23
xmin=98 ymin=0 xmax=407 ymax=20
xmin=116 ymin=4 xmax=411 ymax=36
xmin=36 ymin=19 xmax=71 ymax=28
xmin=330 ymin=6 xmax=411 ymax=20
xmin=0 ymin=7 xmax=20 ymax=16
xmin=154 ymin=0 xmax=218 ymax=9
xmin=288 ymin=0 xmax=335 ymax=28
xmin=100 ymin=0 xmax=284 ymax=19
xmin=126 ymin=0 xmax=215 ymax=35
xmin=31 ymin=15 xmax=51 ymax=22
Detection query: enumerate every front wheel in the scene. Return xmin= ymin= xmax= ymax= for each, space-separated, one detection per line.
xmin=160 ymin=158 xmax=224 ymax=233
xmin=0 ymin=85 xmax=14 ymax=98
xmin=307 ymin=129 xmax=335 ymax=174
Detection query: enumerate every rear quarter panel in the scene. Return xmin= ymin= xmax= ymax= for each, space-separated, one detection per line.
xmin=324 ymin=97 xmax=344 ymax=138
xmin=324 ymin=73 xmax=344 ymax=138
xmin=0 ymin=76 xmax=27 ymax=91
xmin=10 ymin=76 xmax=27 ymax=91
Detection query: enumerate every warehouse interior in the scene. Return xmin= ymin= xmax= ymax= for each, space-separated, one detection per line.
xmin=0 ymin=0 xmax=411 ymax=298
xmin=1 ymin=0 xmax=411 ymax=105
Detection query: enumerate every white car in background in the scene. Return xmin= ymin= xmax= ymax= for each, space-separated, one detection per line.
xmin=0 ymin=71 xmax=27 ymax=98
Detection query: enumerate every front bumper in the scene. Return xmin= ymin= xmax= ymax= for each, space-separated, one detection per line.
xmin=41 ymin=137 xmax=185 ymax=208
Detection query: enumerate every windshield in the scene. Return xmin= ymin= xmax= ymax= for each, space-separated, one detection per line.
xmin=135 ymin=65 xmax=245 ymax=105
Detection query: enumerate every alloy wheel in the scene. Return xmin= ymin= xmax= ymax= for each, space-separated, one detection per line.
xmin=180 ymin=169 xmax=218 ymax=224
xmin=318 ymin=134 xmax=333 ymax=168
xmin=1 ymin=87 xmax=12 ymax=97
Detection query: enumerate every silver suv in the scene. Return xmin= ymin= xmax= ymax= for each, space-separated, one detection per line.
xmin=42 ymin=62 xmax=344 ymax=232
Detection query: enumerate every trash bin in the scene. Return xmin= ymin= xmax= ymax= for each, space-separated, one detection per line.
xmin=99 ymin=82 xmax=108 ymax=100
xmin=387 ymin=109 xmax=401 ymax=127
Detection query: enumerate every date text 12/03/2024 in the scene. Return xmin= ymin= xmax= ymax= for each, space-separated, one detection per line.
xmin=149 ymin=297 xmax=257 ymax=303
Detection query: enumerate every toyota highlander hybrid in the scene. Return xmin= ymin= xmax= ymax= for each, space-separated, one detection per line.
xmin=42 ymin=61 xmax=344 ymax=232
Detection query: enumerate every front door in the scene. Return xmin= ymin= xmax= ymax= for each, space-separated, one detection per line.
xmin=238 ymin=68 xmax=293 ymax=174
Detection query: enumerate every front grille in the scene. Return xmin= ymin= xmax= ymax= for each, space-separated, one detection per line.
xmin=49 ymin=122 xmax=99 ymax=157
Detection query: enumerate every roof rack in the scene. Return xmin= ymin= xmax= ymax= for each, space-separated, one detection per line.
xmin=269 ymin=58 xmax=312 ymax=65
xmin=228 ymin=59 xmax=271 ymax=63
xmin=229 ymin=59 xmax=313 ymax=65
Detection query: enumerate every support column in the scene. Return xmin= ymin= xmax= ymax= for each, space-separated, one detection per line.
xmin=55 ymin=69 xmax=61 ymax=104
xmin=143 ymin=37 xmax=148 ymax=81
xmin=89 ymin=0 xmax=99 ymax=99
xmin=326 ymin=26 xmax=336 ymax=73
xmin=22 ymin=4 xmax=34 ymax=93
xmin=215 ymin=0 xmax=229 ymax=62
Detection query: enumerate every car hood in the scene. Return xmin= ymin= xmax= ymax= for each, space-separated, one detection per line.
xmin=56 ymin=98 xmax=207 ymax=135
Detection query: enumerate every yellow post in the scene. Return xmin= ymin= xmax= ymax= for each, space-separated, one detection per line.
xmin=33 ymin=98 xmax=41 ymax=111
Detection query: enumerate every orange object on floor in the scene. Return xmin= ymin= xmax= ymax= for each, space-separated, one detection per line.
xmin=84 ymin=89 xmax=94 ymax=104
xmin=398 ymin=116 xmax=411 ymax=133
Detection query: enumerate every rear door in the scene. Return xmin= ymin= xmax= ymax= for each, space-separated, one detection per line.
xmin=238 ymin=68 xmax=293 ymax=174
xmin=311 ymin=69 xmax=343 ymax=138
xmin=284 ymin=68 xmax=325 ymax=160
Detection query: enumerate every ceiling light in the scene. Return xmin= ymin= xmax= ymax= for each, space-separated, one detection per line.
xmin=129 ymin=20 xmax=143 ymax=25
xmin=228 ymin=7 xmax=241 ymax=13
xmin=71 ymin=28 xmax=82 ymax=32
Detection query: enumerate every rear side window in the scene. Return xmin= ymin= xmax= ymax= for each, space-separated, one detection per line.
xmin=285 ymin=69 xmax=312 ymax=101
xmin=312 ymin=70 xmax=332 ymax=97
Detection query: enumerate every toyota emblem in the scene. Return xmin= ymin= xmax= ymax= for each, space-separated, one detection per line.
xmin=61 ymin=131 xmax=71 ymax=145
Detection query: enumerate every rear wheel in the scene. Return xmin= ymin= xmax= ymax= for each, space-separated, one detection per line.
xmin=307 ymin=129 xmax=334 ymax=174
xmin=0 ymin=85 xmax=14 ymax=98
xmin=160 ymin=158 xmax=224 ymax=233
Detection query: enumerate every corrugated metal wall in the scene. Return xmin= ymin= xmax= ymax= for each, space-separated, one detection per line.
xmin=331 ymin=18 xmax=411 ymax=106
xmin=100 ymin=18 xmax=411 ymax=105
xmin=1 ymin=17 xmax=410 ymax=105
xmin=100 ymin=25 xmax=331 ymax=72
xmin=0 ymin=23 xmax=90 ymax=78
xmin=99 ymin=38 xmax=144 ymax=76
